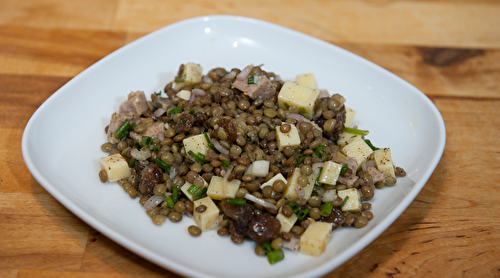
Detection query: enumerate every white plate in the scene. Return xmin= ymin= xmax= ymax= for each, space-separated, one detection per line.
xmin=22 ymin=16 xmax=446 ymax=278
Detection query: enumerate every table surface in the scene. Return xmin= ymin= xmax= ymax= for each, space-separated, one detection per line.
xmin=1 ymin=1 xmax=500 ymax=277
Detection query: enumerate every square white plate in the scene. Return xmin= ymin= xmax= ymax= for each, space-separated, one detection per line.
xmin=22 ymin=15 xmax=445 ymax=278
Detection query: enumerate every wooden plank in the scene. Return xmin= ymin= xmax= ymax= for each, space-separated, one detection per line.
xmin=17 ymin=269 xmax=132 ymax=278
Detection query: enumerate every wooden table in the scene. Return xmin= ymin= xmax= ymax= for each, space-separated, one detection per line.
xmin=1 ymin=1 xmax=499 ymax=277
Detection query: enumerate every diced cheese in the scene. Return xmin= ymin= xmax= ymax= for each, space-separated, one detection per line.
xmin=341 ymin=136 xmax=373 ymax=169
xmin=337 ymin=188 xmax=362 ymax=212
xmin=193 ymin=197 xmax=220 ymax=231
xmin=276 ymin=123 xmax=301 ymax=151
xmin=319 ymin=161 xmax=343 ymax=186
xmin=246 ymin=160 xmax=270 ymax=177
xmin=276 ymin=207 xmax=298 ymax=233
xmin=300 ymin=222 xmax=332 ymax=257
xmin=99 ymin=154 xmax=131 ymax=182
xmin=183 ymin=134 xmax=210 ymax=157
xmin=174 ymin=63 xmax=203 ymax=90
xmin=336 ymin=131 xmax=359 ymax=149
xmin=207 ymin=176 xmax=241 ymax=200
xmin=180 ymin=180 xmax=208 ymax=202
xmin=278 ymin=81 xmax=320 ymax=119
xmin=261 ymin=173 xmax=287 ymax=189
xmin=283 ymin=168 xmax=302 ymax=201
xmin=373 ymin=148 xmax=396 ymax=178
xmin=302 ymin=167 xmax=322 ymax=201
xmin=344 ymin=106 xmax=357 ymax=127
xmin=295 ymin=73 xmax=318 ymax=89
xmin=176 ymin=89 xmax=191 ymax=101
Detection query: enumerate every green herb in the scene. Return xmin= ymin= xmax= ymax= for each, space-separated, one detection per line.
xmin=364 ymin=139 xmax=379 ymax=150
xmin=204 ymin=132 xmax=220 ymax=154
xmin=164 ymin=195 xmax=174 ymax=208
xmin=193 ymin=187 xmax=207 ymax=200
xmin=262 ymin=241 xmax=272 ymax=253
xmin=128 ymin=158 xmax=136 ymax=167
xmin=314 ymin=145 xmax=325 ymax=158
xmin=134 ymin=139 xmax=141 ymax=149
xmin=267 ymin=249 xmax=284 ymax=265
xmin=153 ymin=144 xmax=160 ymax=153
xmin=140 ymin=136 xmax=152 ymax=149
xmin=298 ymin=107 xmax=307 ymax=116
xmin=168 ymin=106 xmax=182 ymax=117
xmin=247 ymin=76 xmax=255 ymax=84
xmin=340 ymin=164 xmax=349 ymax=176
xmin=188 ymin=150 xmax=207 ymax=164
xmin=344 ymin=127 xmax=369 ymax=136
xmin=284 ymin=102 xmax=290 ymax=109
xmin=130 ymin=122 xmax=137 ymax=130
xmin=221 ymin=159 xmax=231 ymax=169
xmin=320 ymin=202 xmax=333 ymax=217
xmin=287 ymin=201 xmax=300 ymax=214
xmin=174 ymin=75 xmax=185 ymax=82
xmin=227 ymin=198 xmax=246 ymax=206
xmin=172 ymin=185 xmax=178 ymax=204
xmin=294 ymin=156 xmax=309 ymax=167
xmin=340 ymin=196 xmax=349 ymax=209
xmin=350 ymin=135 xmax=357 ymax=138
xmin=187 ymin=184 xmax=199 ymax=195
xmin=115 ymin=120 xmax=131 ymax=139
xmin=156 ymin=158 xmax=171 ymax=173
xmin=189 ymin=109 xmax=195 ymax=114
xmin=314 ymin=168 xmax=322 ymax=187
xmin=297 ymin=208 xmax=310 ymax=220
xmin=154 ymin=91 xmax=161 ymax=96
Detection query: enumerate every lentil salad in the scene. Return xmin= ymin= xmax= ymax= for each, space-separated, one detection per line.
xmin=98 ymin=63 xmax=406 ymax=264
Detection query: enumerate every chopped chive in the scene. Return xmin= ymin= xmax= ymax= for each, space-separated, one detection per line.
xmin=262 ymin=241 xmax=272 ymax=253
xmin=130 ymin=122 xmax=137 ymax=130
xmin=204 ymin=132 xmax=220 ymax=154
xmin=115 ymin=120 xmax=131 ymax=139
xmin=247 ymin=76 xmax=255 ymax=84
xmin=320 ymin=202 xmax=333 ymax=217
xmin=193 ymin=187 xmax=207 ymax=200
xmin=364 ymin=139 xmax=379 ymax=150
xmin=284 ymin=102 xmax=290 ymax=109
xmin=140 ymin=136 xmax=152 ymax=149
xmin=221 ymin=159 xmax=231 ymax=169
xmin=227 ymin=198 xmax=246 ymax=206
xmin=189 ymin=109 xmax=195 ymax=114
xmin=187 ymin=184 xmax=199 ymax=195
xmin=298 ymin=107 xmax=307 ymax=116
xmin=156 ymin=158 xmax=171 ymax=173
xmin=340 ymin=196 xmax=349 ymax=209
xmin=314 ymin=145 xmax=324 ymax=158
xmin=188 ymin=150 xmax=207 ymax=164
xmin=164 ymin=195 xmax=174 ymax=208
xmin=174 ymin=75 xmax=185 ymax=82
xmin=344 ymin=127 xmax=369 ymax=136
xmin=134 ymin=139 xmax=141 ymax=149
xmin=172 ymin=185 xmax=178 ymax=204
xmin=153 ymin=144 xmax=160 ymax=153
xmin=315 ymin=168 xmax=322 ymax=187
xmin=168 ymin=106 xmax=182 ymax=117
xmin=154 ymin=91 xmax=161 ymax=96
xmin=297 ymin=208 xmax=310 ymax=220
xmin=339 ymin=164 xmax=349 ymax=176
xmin=294 ymin=155 xmax=309 ymax=167
xmin=267 ymin=249 xmax=284 ymax=265
xmin=286 ymin=201 xmax=300 ymax=214
xmin=128 ymin=158 xmax=136 ymax=167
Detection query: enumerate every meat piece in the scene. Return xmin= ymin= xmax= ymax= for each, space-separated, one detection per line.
xmin=319 ymin=207 xmax=345 ymax=230
xmin=118 ymin=91 xmax=148 ymax=116
xmin=232 ymin=65 xmax=276 ymax=100
xmin=247 ymin=213 xmax=281 ymax=243
xmin=135 ymin=163 xmax=164 ymax=196
xmin=367 ymin=167 xmax=385 ymax=183
xmin=106 ymin=112 xmax=141 ymax=144
xmin=129 ymin=121 xmax=165 ymax=142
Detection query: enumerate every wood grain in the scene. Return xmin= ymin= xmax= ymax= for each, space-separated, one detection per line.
xmin=0 ymin=0 xmax=499 ymax=277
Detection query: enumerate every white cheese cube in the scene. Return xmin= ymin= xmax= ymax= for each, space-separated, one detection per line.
xmin=176 ymin=89 xmax=191 ymax=101
xmin=319 ymin=161 xmax=343 ymax=186
xmin=180 ymin=181 xmax=208 ymax=202
xmin=283 ymin=168 xmax=301 ymax=201
xmin=302 ymin=167 xmax=322 ymax=201
xmin=207 ymin=176 xmax=241 ymax=200
xmin=183 ymin=134 xmax=210 ymax=157
xmin=278 ymin=81 xmax=320 ymax=119
xmin=341 ymin=136 xmax=373 ymax=169
xmin=295 ymin=73 xmax=318 ymax=89
xmin=247 ymin=160 xmax=270 ymax=177
xmin=261 ymin=173 xmax=287 ymax=189
xmin=337 ymin=188 xmax=362 ymax=212
xmin=373 ymin=148 xmax=396 ymax=178
xmin=193 ymin=197 xmax=220 ymax=231
xmin=276 ymin=207 xmax=298 ymax=233
xmin=336 ymin=131 xmax=359 ymax=149
xmin=300 ymin=222 xmax=332 ymax=257
xmin=99 ymin=154 xmax=131 ymax=182
xmin=344 ymin=106 xmax=357 ymax=127
xmin=276 ymin=123 xmax=301 ymax=151
xmin=174 ymin=63 xmax=203 ymax=90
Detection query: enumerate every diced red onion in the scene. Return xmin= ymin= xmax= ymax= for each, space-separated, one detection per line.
xmin=202 ymin=75 xmax=213 ymax=84
xmin=212 ymin=140 xmax=229 ymax=155
xmin=169 ymin=162 xmax=179 ymax=180
xmin=236 ymin=65 xmax=251 ymax=81
xmin=192 ymin=89 xmax=205 ymax=97
xmin=287 ymin=113 xmax=305 ymax=121
xmin=319 ymin=89 xmax=330 ymax=98
xmin=295 ymin=185 xmax=305 ymax=199
xmin=184 ymin=210 xmax=193 ymax=218
xmin=244 ymin=193 xmax=277 ymax=210
xmin=131 ymin=148 xmax=151 ymax=161
xmin=312 ymin=162 xmax=325 ymax=171
xmin=143 ymin=195 xmax=164 ymax=211
xmin=187 ymin=92 xmax=196 ymax=104
xmin=223 ymin=70 xmax=237 ymax=80
xmin=153 ymin=108 xmax=166 ymax=117
xmin=157 ymin=130 xmax=165 ymax=141
xmin=282 ymin=236 xmax=300 ymax=251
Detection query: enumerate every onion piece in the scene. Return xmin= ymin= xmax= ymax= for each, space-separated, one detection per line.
xmin=187 ymin=91 xmax=196 ymax=104
xmin=153 ymin=108 xmax=166 ymax=117
xmin=212 ymin=140 xmax=229 ymax=155
xmin=223 ymin=70 xmax=237 ymax=81
xmin=169 ymin=162 xmax=179 ymax=180
xmin=282 ymin=236 xmax=300 ymax=251
xmin=312 ymin=162 xmax=325 ymax=171
xmin=319 ymin=89 xmax=330 ymax=98
xmin=202 ymin=75 xmax=213 ymax=84
xmin=143 ymin=195 xmax=164 ymax=211
xmin=192 ymin=88 xmax=205 ymax=97
xmin=244 ymin=193 xmax=277 ymax=210
xmin=131 ymin=148 xmax=151 ymax=161
xmin=287 ymin=113 xmax=305 ymax=121
xmin=295 ymin=185 xmax=305 ymax=199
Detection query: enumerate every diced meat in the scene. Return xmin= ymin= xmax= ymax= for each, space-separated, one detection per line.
xmin=118 ymin=91 xmax=148 ymax=116
xmin=232 ymin=65 xmax=276 ymax=100
xmin=129 ymin=121 xmax=165 ymax=142
xmin=367 ymin=167 xmax=385 ymax=183
xmin=107 ymin=112 xmax=141 ymax=144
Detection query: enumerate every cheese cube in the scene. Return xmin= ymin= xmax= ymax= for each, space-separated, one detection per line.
xmin=180 ymin=181 xmax=208 ymax=202
xmin=207 ymin=176 xmax=241 ymax=200
xmin=99 ymin=154 xmax=131 ymax=182
xmin=246 ymin=160 xmax=270 ymax=177
xmin=321 ymin=189 xmax=337 ymax=202
xmin=174 ymin=63 xmax=203 ymax=90
xmin=300 ymin=222 xmax=332 ymax=257
xmin=295 ymin=73 xmax=318 ymax=89
xmin=261 ymin=173 xmax=287 ymax=189
xmin=278 ymin=81 xmax=320 ymax=119
xmin=276 ymin=123 xmax=301 ymax=151
xmin=283 ymin=168 xmax=302 ymax=201
xmin=176 ymin=89 xmax=191 ymax=101
xmin=337 ymin=188 xmax=362 ymax=212
xmin=373 ymin=148 xmax=396 ymax=178
xmin=193 ymin=197 xmax=220 ymax=231
xmin=344 ymin=106 xmax=357 ymax=127
xmin=183 ymin=134 xmax=210 ymax=157
xmin=336 ymin=131 xmax=359 ymax=149
xmin=341 ymin=136 xmax=373 ymax=168
xmin=276 ymin=207 xmax=298 ymax=233
xmin=302 ymin=167 xmax=322 ymax=201
xmin=319 ymin=161 xmax=343 ymax=186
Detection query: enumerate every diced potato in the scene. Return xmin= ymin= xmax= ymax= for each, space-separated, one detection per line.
xmin=176 ymin=89 xmax=191 ymax=101
xmin=341 ymin=136 xmax=373 ymax=169
xmin=276 ymin=207 xmax=298 ymax=233
xmin=207 ymin=176 xmax=241 ymax=200
xmin=246 ymin=160 xmax=270 ymax=177
xmin=337 ymin=188 xmax=362 ymax=212
xmin=261 ymin=173 xmax=287 ymax=189
xmin=300 ymin=222 xmax=332 ymax=257
xmin=344 ymin=106 xmax=357 ymax=127
xmin=278 ymin=81 xmax=320 ymax=119
xmin=99 ymin=154 xmax=131 ymax=182
xmin=193 ymin=197 xmax=220 ymax=231
xmin=336 ymin=131 xmax=359 ymax=149
xmin=276 ymin=123 xmax=301 ymax=151
xmin=174 ymin=63 xmax=203 ymax=90
xmin=373 ymin=148 xmax=396 ymax=178
xmin=295 ymin=73 xmax=318 ymax=89
xmin=183 ymin=134 xmax=210 ymax=157
xmin=283 ymin=168 xmax=301 ymax=201
xmin=302 ymin=167 xmax=322 ymax=201
xmin=319 ymin=161 xmax=343 ymax=186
